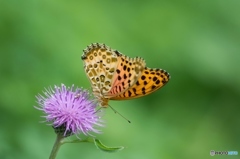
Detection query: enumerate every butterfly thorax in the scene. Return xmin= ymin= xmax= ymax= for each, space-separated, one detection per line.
xmin=91 ymin=88 xmax=110 ymax=107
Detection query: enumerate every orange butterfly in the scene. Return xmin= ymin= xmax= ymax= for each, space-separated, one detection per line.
xmin=81 ymin=43 xmax=170 ymax=107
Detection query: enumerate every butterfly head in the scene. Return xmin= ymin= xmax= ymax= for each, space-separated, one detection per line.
xmin=99 ymin=97 xmax=109 ymax=108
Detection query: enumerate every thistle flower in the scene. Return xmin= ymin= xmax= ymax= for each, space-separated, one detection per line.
xmin=35 ymin=84 xmax=103 ymax=137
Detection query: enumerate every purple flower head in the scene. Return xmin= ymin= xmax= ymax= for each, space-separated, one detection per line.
xmin=35 ymin=84 xmax=103 ymax=137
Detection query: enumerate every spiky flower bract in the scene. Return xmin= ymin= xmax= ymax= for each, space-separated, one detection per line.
xmin=35 ymin=84 xmax=103 ymax=137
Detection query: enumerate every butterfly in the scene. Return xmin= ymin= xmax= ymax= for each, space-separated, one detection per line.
xmin=81 ymin=43 xmax=170 ymax=108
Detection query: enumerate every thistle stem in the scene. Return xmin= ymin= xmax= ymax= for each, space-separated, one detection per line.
xmin=49 ymin=134 xmax=64 ymax=159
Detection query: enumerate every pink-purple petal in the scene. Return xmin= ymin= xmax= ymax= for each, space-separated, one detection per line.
xmin=35 ymin=84 xmax=103 ymax=136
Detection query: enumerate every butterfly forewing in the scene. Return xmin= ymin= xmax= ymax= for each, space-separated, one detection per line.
xmin=111 ymin=67 xmax=170 ymax=100
xmin=105 ymin=53 xmax=146 ymax=98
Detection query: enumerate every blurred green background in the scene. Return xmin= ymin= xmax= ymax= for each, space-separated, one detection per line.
xmin=0 ymin=0 xmax=239 ymax=159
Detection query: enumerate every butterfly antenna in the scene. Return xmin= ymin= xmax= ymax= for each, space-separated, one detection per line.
xmin=108 ymin=104 xmax=131 ymax=123
xmin=94 ymin=107 xmax=102 ymax=114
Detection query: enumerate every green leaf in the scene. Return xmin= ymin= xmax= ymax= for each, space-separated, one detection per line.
xmin=94 ymin=138 xmax=124 ymax=152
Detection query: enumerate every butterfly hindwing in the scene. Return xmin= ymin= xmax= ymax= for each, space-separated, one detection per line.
xmin=82 ymin=43 xmax=119 ymax=97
